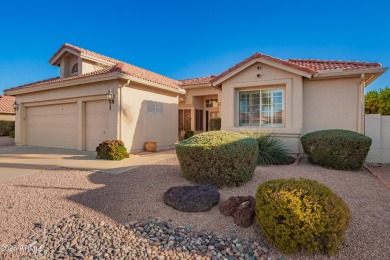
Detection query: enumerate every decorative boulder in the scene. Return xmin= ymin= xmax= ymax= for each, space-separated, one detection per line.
xmin=163 ymin=184 xmax=220 ymax=212
xmin=219 ymin=196 xmax=256 ymax=228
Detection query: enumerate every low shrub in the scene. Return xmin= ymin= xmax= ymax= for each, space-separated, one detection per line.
xmin=96 ymin=140 xmax=129 ymax=161
xmin=255 ymin=178 xmax=351 ymax=255
xmin=0 ymin=120 xmax=15 ymax=136
xmin=301 ymin=129 xmax=372 ymax=170
xmin=241 ymin=129 xmax=294 ymax=165
xmin=209 ymin=118 xmax=221 ymax=131
xmin=9 ymin=131 xmax=15 ymax=138
xmin=176 ymin=131 xmax=258 ymax=187
xmin=184 ymin=130 xmax=195 ymax=139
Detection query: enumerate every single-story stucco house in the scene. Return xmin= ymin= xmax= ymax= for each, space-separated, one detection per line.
xmin=4 ymin=44 xmax=387 ymax=153
xmin=0 ymin=95 xmax=15 ymax=121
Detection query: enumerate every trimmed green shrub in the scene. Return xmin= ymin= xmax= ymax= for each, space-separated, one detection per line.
xmin=209 ymin=118 xmax=221 ymax=131
xmin=241 ymin=129 xmax=294 ymax=165
xmin=0 ymin=120 xmax=15 ymax=136
xmin=255 ymin=178 xmax=351 ymax=255
xmin=176 ymin=131 xmax=258 ymax=187
xmin=9 ymin=131 xmax=15 ymax=138
xmin=184 ymin=130 xmax=195 ymax=139
xmin=301 ymin=129 xmax=372 ymax=170
xmin=96 ymin=140 xmax=129 ymax=161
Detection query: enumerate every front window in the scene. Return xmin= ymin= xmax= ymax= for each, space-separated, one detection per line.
xmin=239 ymin=88 xmax=284 ymax=127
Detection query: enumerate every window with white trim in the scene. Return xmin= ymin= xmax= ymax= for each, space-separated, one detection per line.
xmin=239 ymin=88 xmax=284 ymax=127
xmin=147 ymin=101 xmax=163 ymax=114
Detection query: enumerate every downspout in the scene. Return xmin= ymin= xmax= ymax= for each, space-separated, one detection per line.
xmin=119 ymin=80 xmax=131 ymax=142
xmin=359 ymin=74 xmax=366 ymax=134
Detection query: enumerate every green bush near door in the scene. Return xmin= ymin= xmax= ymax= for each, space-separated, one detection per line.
xmin=176 ymin=131 xmax=258 ymax=187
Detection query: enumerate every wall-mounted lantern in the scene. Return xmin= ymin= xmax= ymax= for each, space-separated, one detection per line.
xmin=13 ymin=101 xmax=19 ymax=112
xmin=106 ymin=89 xmax=115 ymax=110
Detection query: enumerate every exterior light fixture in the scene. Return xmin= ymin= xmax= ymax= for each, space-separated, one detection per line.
xmin=106 ymin=89 xmax=115 ymax=110
xmin=13 ymin=101 xmax=18 ymax=112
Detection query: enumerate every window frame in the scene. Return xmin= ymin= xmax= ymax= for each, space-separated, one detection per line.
xmin=238 ymin=87 xmax=285 ymax=128
xmin=146 ymin=101 xmax=164 ymax=115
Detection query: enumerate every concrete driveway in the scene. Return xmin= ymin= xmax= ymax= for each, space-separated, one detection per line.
xmin=0 ymin=146 xmax=176 ymax=180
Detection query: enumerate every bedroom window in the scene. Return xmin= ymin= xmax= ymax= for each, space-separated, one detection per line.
xmin=239 ymin=88 xmax=284 ymax=127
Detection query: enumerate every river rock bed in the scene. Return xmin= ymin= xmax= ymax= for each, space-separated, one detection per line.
xmin=16 ymin=215 xmax=281 ymax=260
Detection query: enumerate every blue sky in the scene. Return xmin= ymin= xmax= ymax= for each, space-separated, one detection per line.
xmin=0 ymin=0 xmax=389 ymax=94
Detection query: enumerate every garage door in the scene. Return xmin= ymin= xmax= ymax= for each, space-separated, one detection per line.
xmin=27 ymin=103 xmax=77 ymax=149
xmin=86 ymin=100 xmax=109 ymax=151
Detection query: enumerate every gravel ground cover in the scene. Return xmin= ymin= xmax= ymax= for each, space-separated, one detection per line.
xmin=0 ymin=157 xmax=389 ymax=259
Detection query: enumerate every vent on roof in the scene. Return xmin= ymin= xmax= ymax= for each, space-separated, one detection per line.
xmin=71 ymin=63 xmax=79 ymax=74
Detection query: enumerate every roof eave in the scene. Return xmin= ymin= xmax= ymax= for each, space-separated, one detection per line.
xmin=49 ymin=48 xmax=81 ymax=66
xmin=211 ymin=58 xmax=313 ymax=86
xmin=5 ymin=72 xmax=120 ymax=96
xmin=313 ymin=67 xmax=387 ymax=80
xmin=180 ymin=83 xmax=213 ymax=89
xmin=118 ymin=74 xmax=185 ymax=94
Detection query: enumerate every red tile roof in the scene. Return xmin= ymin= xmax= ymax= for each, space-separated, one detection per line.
xmin=5 ymin=66 xmax=118 ymax=92
xmin=181 ymin=53 xmax=383 ymax=85
xmin=288 ymin=59 xmax=382 ymax=71
xmin=5 ymin=44 xmax=183 ymax=93
xmin=49 ymin=43 xmax=122 ymax=65
xmin=209 ymin=53 xmax=317 ymax=84
xmin=0 ymin=95 xmax=15 ymax=114
xmin=180 ymin=75 xmax=216 ymax=86
xmin=5 ymin=44 xmax=384 ymax=93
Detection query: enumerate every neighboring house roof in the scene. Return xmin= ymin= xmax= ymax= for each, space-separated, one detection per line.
xmin=0 ymin=95 xmax=15 ymax=114
xmin=5 ymin=44 xmax=183 ymax=94
xmin=180 ymin=76 xmax=216 ymax=86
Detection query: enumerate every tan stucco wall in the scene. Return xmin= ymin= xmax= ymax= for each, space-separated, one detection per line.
xmin=81 ymin=59 xmax=105 ymax=74
xmin=220 ymin=62 xmax=303 ymax=153
xmin=60 ymin=55 xmax=79 ymax=78
xmin=120 ymin=81 xmax=179 ymax=152
xmin=302 ymin=77 xmax=361 ymax=134
xmin=0 ymin=113 xmax=15 ymax=121
xmin=14 ymin=80 xmax=119 ymax=150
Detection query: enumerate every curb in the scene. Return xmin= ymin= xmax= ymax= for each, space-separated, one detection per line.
xmin=363 ymin=163 xmax=390 ymax=190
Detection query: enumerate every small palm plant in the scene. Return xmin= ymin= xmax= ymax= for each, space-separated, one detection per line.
xmin=241 ymin=129 xmax=294 ymax=165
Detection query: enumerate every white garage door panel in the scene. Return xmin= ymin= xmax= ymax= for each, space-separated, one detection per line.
xmin=27 ymin=103 xmax=77 ymax=149
xmin=86 ymin=100 xmax=109 ymax=151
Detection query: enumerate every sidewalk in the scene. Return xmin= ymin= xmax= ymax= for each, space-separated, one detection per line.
xmin=0 ymin=146 xmax=176 ymax=180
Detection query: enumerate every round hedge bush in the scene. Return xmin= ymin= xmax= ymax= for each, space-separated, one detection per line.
xmin=96 ymin=140 xmax=129 ymax=161
xmin=301 ymin=129 xmax=372 ymax=170
xmin=176 ymin=131 xmax=258 ymax=187
xmin=255 ymin=178 xmax=351 ymax=255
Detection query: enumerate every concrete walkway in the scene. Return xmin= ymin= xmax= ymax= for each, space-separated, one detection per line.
xmin=0 ymin=146 xmax=176 ymax=180
xmin=0 ymin=136 xmax=15 ymax=147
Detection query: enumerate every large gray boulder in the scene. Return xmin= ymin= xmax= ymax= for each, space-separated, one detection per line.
xmin=163 ymin=184 xmax=220 ymax=212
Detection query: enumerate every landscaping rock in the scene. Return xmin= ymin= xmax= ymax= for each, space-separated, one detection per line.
xmin=16 ymin=216 xmax=280 ymax=259
xmin=163 ymin=184 xmax=220 ymax=212
xmin=219 ymin=196 xmax=256 ymax=228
